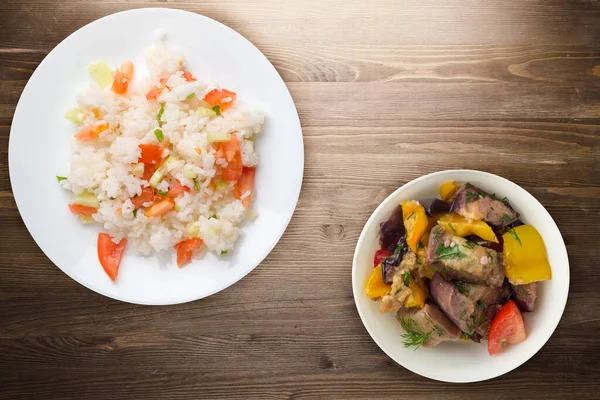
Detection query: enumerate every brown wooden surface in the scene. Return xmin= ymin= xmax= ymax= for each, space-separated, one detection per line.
xmin=1 ymin=1 xmax=600 ymax=399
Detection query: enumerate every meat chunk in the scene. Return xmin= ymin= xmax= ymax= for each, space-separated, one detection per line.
xmin=379 ymin=252 xmax=418 ymax=313
xmin=511 ymin=282 xmax=538 ymax=312
xmin=397 ymin=303 xmax=461 ymax=347
xmin=430 ymin=273 xmax=509 ymax=338
xmin=426 ymin=226 xmax=505 ymax=287
xmin=451 ymin=183 xmax=519 ymax=228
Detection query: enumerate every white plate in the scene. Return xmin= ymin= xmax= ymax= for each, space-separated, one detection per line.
xmin=352 ymin=170 xmax=569 ymax=382
xmin=9 ymin=8 xmax=303 ymax=305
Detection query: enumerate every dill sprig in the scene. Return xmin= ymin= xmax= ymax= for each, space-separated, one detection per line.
xmin=399 ymin=316 xmax=432 ymax=350
xmin=507 ymin=228 xmax=522 ymax=246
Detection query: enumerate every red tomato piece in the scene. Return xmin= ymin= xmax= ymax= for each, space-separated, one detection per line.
xmin=203 ymin=88 xmax=236 ymax=112
xmin=145 ymin=198 xmax=174 ymax=218
xmin=218 ymin=134 xmax=243 ymax=181
xmin=142 ymin=164 xmax=157 ymax=181
xmin=131 ymin=187 xmax=155 ymax=209
xmin=97 ymin=233 xmax=127 ymax=282
xmin=167 ymin=182 xmax=190 ymax=198
xmin=182 ymin=71 xmax=196 ymax=82
xmin=146 ymin=78 xmax=169 ymax=100
xmin=138 ymin=144 xmax=164 ymax=165
xmin=373 ymin=249 xmax=393 ymax=268
xmin=74 ymin=122 xmax=109 ymax=142
xmin=68 ymin=203 xmax=97 ymax=216
xmin=175 ymin=238 xmax=203 ymax=267
xmin=235 ymin=167 xmax=255 ymax=209
xmin=488 ymin=300 xmax=527 ymax=355
xmin=111 ymin=61 xmax=134 ymax=94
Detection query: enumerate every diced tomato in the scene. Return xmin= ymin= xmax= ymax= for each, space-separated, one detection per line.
xmin=203 ymin=88 xmax=236 ymax=112
xmin=145 ymin=198 xmax=174 ymax=217
xmin=146 ymin=78 xmax=169 ymax=100
xmin=373 ymin=249 xmax=392 ymax=268
xmin=234 ymin=167 xmax=255 ymax=209
xmin=175 ymin=238 xmax=203 ymax=267
xmin=68 ymin=203 xmax=97 ymax=216
xmin=138 ymin=144 xmax=164 ymax=165
xmin=74 ymin=122 xmax=109 ymax=141
xmin=111 ymin=61 xmax=134 ymax=94
xmin=114 ymin=208 xmax=122 ymax=216
xmin=97 ymin=233 xmax=127 ymax=282
xmin=217 ymin=134 xmax=243 ymax=181
xmin=142 ymin=164 xmax=157 ymax=181
xmin=488 ymin=300 xmax=527 ymax=355
xmin=182 ymin=71 xmax=196 ymax=82
xmin=167 ymin=182 xmax=190 ymax=198
xmin=131 ymin=187 xmax=155 ymax=209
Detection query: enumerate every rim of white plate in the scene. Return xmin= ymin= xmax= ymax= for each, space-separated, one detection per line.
xmin=8 ymin=8 xmax=304 ymax=305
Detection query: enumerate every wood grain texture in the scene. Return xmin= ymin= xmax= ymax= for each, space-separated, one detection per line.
xmin=1 ymin=0 xmax=600 ymax=399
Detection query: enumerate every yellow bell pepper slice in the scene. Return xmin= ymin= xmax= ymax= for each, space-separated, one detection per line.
xmin=404 ymin=275 xmax=426 ymax=308
xmin=401 ymin=201 xmax=429 ymax=253
xmin=365 ymin=264 xmax=392 ymax=299
xmin=440 ymin=181 xmax=459 ymax=202
xmin=437 ymin=213 xmax=499 ymax=243
xmin=503 ymin=225 xmax=552 ymax=285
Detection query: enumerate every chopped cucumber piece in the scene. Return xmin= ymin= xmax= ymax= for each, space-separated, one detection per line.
xmin=216 ymin=180 xmax=228 ymax=191
xmin=207 ymin=132 xmax=231 ymax=143
xmin=196 ymin=107 xmax=217 ymax=119
xmin=212 ymin=106 xmax=221 ymax=115
xmin=154 ymin=128 xmax=164 ymax=142
xmin=131 ymin=163 xmax=144 ymax=178
xmin=149 ymin=156 xmax=178 ymax=188
xmin=64 ymin=108 xmax=84 ymax=125
xmin=157 ymin=102 xmax=165 ymax=120
xmin=75 ymin=192 xmax=99 ymax=208
xmin=78 ymin=215 xmax=95 ymax=224
xmin=186 ymin=92 xmax=195 ymax=100
xmin=208 ymin=226 xmax=219 ymax=237
xmin=183 ymin=165 xmax=197 ymax=179
xmin=87 ymin=61 xmax=113 ymax=88
xmin=220 ymin=250 xmax=228 ymax=255
xmin=186 ymin=224 xmax=200 ymax=238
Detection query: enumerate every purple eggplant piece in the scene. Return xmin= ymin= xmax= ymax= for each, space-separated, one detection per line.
xmin=379 ymin=205 xmax=406 ymax=252
xmin=465 ymin=234 xmax=503 ymax=253
xmin=451 ymin=183 xmax=519 ymax=228
xmin=426 ymin=226 xmax=505 ymax=287
xmin=511 ymin=282 xmax=538 ymax=312
xmin=429 ymin=273 xmax=475 ymax=334
xmin=457 ymin=280 xmax=510 ymax=305
xmin=425 ymin=198 xmax=451 ymax=216
xmin=397 ymin=303 xmax=461 ymax=347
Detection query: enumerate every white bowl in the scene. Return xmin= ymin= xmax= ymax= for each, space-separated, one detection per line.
xmin=8 ymin=9 xmax=304 ymax=305
xmin=352 ymin=169 xmax=569 ymax=382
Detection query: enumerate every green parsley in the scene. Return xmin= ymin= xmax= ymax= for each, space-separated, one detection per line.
xmin=399 ymin=316 xmax=432 ymax=350
xmin=193 ymin=178 xmax=201 ymax=191
xmin=491 ymin=193 xmax=510 ymax=205
xmin=186 ymin=92 xmax=196 ymax=100
xmin=455 ymin=281 xmax=466 ymax=294
xmin=394 ymin=244 xmax=404 ymax=253
xmin=465 ymin=189 xmax=479 ymax=202
xmin=157 ymin=102 xmax=165 ymax=120
xmin=434 ymin=243 xmax=467 ymax=261
xmin=403 ymin=272 xmax=411 ymax=287
xmin=220 ymin=250 xmax=228 ymax=255
xmin=507 ymin=228 xmax=522 ymax=246
xmin=133 ymin=209 xmax=138 ymax=217
xmin=158 ymin=190 xmax=168 ymax=196
xmin=212 ymin=105 xmax=221 ymax=115
xmin=462 ymin=241 xmax=475 ymax=249
xmin=154 ymin=128 xmax=164 ymax=142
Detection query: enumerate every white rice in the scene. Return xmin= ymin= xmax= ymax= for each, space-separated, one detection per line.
xmin=63 ymin=35 xmax=264 ymax=256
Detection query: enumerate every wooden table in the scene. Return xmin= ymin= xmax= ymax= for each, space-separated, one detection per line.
xmin=1 ymin=1 xmax=599 ymax=398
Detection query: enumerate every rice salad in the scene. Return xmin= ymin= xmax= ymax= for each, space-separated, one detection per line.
xmin=58 ymin=35 xmax=263 ymax=281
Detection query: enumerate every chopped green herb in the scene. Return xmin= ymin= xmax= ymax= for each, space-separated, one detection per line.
xmin=507 ymin=228 xmax=522 ymax=246
xmin=424 ymin=316 xmax=445 ymax=337
xmin=434 ymin=243 xmax=467 ymax=261
xmin=500 ymin=213 xmax=514 ymax=223
xmin=394 ymin=244 xmax=404 ymax=253
xmin=455 ymin=281 xmax=466 ymax=294
xmin=56 ymin=176 xmax=68 ymax=182
xmin=158 ymin=190 xmax=168 ymax=196
xmin=394 ymin=288 xmax=402 ymax=295
xmin=133 ymin=209 xmax=138 ymax=217
xmin=193 ymin=178 xmax=201 ymax=191
xmin=418 ymin=241 xmax=424 ymax=249
xmin=399 ymin=316 xmax=432 ymax=350
xmin=186 ymin=92 xmax=196 ymax=100
xmin=460 ymin=310 xmax=466 ymax=320
xmin=220 ymin=250 xmax=228 ymax=255
xmin=212 ymin=105 xmax=221 ymax=115
xmin=154 ymin=128 xmax=164 ymax=142
xmin=403 ymin=272 xmax=410 ymax=287
xmin=465 ymin=189 xmax=479 ymax=202
xmin=476 ymin=300 xmax=486 ymax=311
xmin=448 ymin=223 xmax=457 ymax=233
xmin=209 ymin=214 xmax=217 ymax=219
xmin=491 ymin=193 xmax=510 ymax=205
xmin=406 ymin=212 xmax=416 ymax=221
xmin=486 ymin=250 xmax=493 ymax=260
xmin=157 ymin=102 xmax=165 ymax=120
xmin=462 ymin=241 xmax=475 ymax=249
